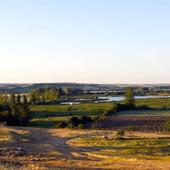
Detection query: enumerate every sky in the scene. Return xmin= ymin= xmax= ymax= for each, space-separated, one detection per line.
xmin=0 ymin=0 xmax=170 ymax=84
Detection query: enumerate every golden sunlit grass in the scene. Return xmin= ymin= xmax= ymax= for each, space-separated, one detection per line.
xmin=0 ymin=127 xmax=170 ymax=170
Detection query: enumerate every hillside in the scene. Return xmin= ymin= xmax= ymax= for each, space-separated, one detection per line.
xmin=1 ymin=127 xmax=170 ymax=170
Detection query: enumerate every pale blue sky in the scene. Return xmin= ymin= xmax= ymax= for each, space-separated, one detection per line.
xmin=0 ymin=0 xmax=170 ymax=84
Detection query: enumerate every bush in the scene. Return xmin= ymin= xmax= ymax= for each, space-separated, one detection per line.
xmin=116 ymin=129 xmax=125 ymax=137
xmin=55 ymin=121 xmax=68 ymax=128
xmin=102 ymin=102 xmax=118 ymax=117
xmin=81 ymin=116 xmax=92 ymax=123
xmin=103 ymin=110 xmax=113 ymax=116
xmin=77 ymin=123 xmax=85 ymax=129
xmin=68 ymin=123 xmax=75 ymax=129
xmin=93 ymin=115 xmax=104 ymax=122
xmin=68 ymin=116 xmax=81 ymax=129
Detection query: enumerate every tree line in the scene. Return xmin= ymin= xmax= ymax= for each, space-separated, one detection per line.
xmin=29 ymin=87 xmax=80 ymax=104
xmin=0 ymin=94 xmax=30 ymax=126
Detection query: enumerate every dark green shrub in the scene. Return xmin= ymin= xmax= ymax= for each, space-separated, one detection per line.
xmin=55 ymin=121 xmax=68 ymax=128
xmin=81 ymin=116 xmax=92 ymax=123
xmin=69 ymin=116 xmax=81 ymax=128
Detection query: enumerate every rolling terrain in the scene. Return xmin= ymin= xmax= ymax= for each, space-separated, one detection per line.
xmin=0 ymin=126 xmax=170 ymax=170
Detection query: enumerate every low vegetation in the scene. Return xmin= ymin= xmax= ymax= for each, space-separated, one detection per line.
xmin=0 ymin=127 xmax=170 ymax=170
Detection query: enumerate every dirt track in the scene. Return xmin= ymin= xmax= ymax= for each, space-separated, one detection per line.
xmin=0 ymin=127 xmax=170 ymax=170
xmin=0 ymin=127 xmax=105 ymax=169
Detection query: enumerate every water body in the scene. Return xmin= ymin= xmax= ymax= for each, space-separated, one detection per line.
xmin=61 ymin=95 xmax=170 ymax=105
xmin=98 ymin=96 xmax=170 ymax=102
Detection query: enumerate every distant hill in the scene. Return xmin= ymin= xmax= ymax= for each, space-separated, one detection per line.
xmin=0 ymin=83 xmax=170 ymax=93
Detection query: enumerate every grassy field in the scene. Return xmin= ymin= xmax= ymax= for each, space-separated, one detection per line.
xmin=29 ymin=102 xmax=113 ymax=128
xmin=2 ymin=97 xmax=170 ymax=128
xmin=29 ymin=98 xmax=170 ymax=128
xmin=30 ymin=102 xmax=113 ymax=113
xmin=135 ymin=98 xmax=170 ymax=109
xmin=68 ymin=135 xmax=170 ymax=162
xmin=0 ymin=127 xmax=170 ymax=170
xmin=30 ymin=98 xmax=170 ymax=113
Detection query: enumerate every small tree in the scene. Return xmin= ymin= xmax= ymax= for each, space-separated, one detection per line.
xmin=0 ymin=94 xmax=5 ymax=104
xmin=64 ymin=88 xmax=72 ymax=96
xmin=16 ymin=94 xmax=21 ymax=104
xmin=124 ymin=87 xmax=135 ymax=108
xmin=7 ymin=95 xmax=30 ymax=126
xmin=22 ymin=95 xmax=28 ymax=105
xmin=69 ymin=117 xmax=81 ymax=128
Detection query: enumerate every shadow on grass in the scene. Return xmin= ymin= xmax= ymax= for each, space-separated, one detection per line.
xmin=1 ymin=127 xmax=170 ymax=169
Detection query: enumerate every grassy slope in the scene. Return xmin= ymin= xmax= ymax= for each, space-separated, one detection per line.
xmin=0 ymin=127 xmax=170 ymax=170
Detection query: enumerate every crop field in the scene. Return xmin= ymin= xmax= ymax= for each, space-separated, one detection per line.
xmin=0 ymin=127 xmax=170 ymax=170
xmin=94 ymin=115 xmax=170 ymax=131
xmin=93 ymin=109 xmax=170 ymax=132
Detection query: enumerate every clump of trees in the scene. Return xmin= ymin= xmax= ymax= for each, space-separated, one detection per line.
xmin=29 ymin=88 xmax=61 ymax=104
xmin=55 ymin=116 xmax=93 ymax=129
xmin=68 ymin=116 xmax=93 ymax=129
xmin=6 ymin=94 xmax=30 ymax=126
xmin=29 ymin=87 xmax=80 ymax=104
xmin=0 ymin=94 xmax=8 ymax=104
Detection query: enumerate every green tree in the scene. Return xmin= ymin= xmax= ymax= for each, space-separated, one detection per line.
xmin=7 ymin=95 xmax=30 ymax=126
xmin=0 ymin=94 xmax=5 ymax=104
xmin=124 ymin=87 xmax=135 ymax=107
xmin=29 ymin=89 xmax=41 ymax=103
xmin=64 ymin=88 xmax=72 ymax=95
xmin=58 ymin=87 xmax=63 ymax=96
xmin=23 ymin=95 xmax=28 ymax=105
xmin=16 ymin=94 xmax=21 ymax=104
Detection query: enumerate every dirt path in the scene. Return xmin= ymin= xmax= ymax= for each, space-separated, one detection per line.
xmin=0 ymin=127 xmax=103 ymax=169
xmin=1 ymin=127 xmax=170 ymax=170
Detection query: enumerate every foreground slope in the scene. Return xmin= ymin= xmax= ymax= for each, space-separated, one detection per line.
xmin=0 ymin=127 xmax=170 ymax=170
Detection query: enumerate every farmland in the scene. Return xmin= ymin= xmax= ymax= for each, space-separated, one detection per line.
xmin=94 ymin=115 xmax=170 ymax=131
xmin=1 ymin=96 xmax=170 ymax=169
xmin=29 ymin=98 xmax=170 ymax=129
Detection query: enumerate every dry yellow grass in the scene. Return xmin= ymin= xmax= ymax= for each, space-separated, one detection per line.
xmin=0 ymin=127 xmax=170 ymax=170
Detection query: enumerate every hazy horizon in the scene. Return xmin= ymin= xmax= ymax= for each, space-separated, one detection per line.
xmin=1 ymin=0 xmax=170 ymax=84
